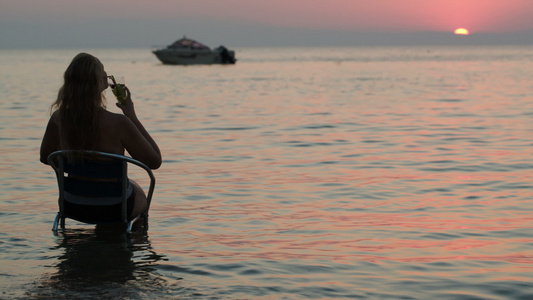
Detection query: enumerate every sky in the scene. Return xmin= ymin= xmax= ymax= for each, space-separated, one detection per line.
xmin=1 ymin=0 xmax=533 ymax=49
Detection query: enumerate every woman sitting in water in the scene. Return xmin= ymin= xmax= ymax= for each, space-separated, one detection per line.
xmin=40 ymin=52 xmax=161 ymax=219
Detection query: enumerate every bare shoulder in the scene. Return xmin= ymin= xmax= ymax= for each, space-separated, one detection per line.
xmin=50 ymin=110 xmax=60 ymax=122
xmin=100 ymin=109 xmax=123 ymax=119
xmin=99 ymin=110 xmax=131 ymax=127
xmin=98 ymin=110 xmax=140 ymax=143
xmin=97 ymin=110 xmax=135 ymax=154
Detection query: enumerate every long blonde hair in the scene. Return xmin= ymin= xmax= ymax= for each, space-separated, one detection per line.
xmin=52 ymin=53 xmax=106 ymax=152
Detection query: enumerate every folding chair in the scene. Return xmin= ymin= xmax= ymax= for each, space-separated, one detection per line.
xmin=47 ymin=150 xmax=155 ymax=234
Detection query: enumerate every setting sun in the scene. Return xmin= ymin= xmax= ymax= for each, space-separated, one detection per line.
xmin=454 ymin=28 xmax=470 ymax=35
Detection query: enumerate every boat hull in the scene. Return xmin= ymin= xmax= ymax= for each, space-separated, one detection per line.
xmin=152 ymin=48 xmax=236 ymax=65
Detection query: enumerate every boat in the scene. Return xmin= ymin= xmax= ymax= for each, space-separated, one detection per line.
xmin=152 ymin=36 xmax=236 ymax=65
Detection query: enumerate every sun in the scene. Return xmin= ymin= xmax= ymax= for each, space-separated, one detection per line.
xmin=454 ymin=28 xmax=470 ymax=35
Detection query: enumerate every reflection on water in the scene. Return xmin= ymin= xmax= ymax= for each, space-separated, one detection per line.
xmin=31 ymin=228 xmax=169 ymax=299
xmin=1 ymin=46 xmax=533 ymax=299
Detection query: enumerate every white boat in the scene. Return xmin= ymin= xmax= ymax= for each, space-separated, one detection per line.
xmin=152 ymin=36 xmax=236 ymax=65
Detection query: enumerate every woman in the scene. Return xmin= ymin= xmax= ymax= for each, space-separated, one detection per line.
xmin=40 ymin=52 xmax=161 ymax=219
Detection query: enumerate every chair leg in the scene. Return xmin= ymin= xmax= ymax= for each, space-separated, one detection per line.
xmin=126 ymin=213 xmax=149 ymax=234
xmin=126 ymin=220 xmax=134 ymax=234
xmin=52 ymin=213 xmax=60 ymax=232
xmin=143 ymin=214 xmax=149 ymax=232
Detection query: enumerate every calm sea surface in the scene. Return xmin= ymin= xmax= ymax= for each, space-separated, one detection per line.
xmin=1 ymin=46 xmax=532 ymax=299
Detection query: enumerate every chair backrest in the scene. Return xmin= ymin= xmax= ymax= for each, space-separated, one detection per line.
xmin=48 ymin=151 xmax=155 ymax=230
xmin=64 ymin=155 xmax=126 ymax=195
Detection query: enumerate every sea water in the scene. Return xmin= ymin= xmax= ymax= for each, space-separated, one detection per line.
xmin=0 ymin=46 xmax=532 ymax=299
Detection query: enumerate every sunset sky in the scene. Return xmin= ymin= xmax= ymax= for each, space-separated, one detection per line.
xmin=1 ymin=0 xmax=532 ymax=49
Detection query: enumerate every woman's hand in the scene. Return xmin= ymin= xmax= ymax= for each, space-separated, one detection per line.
xmin=115 ymin=86 xmax=137 ymax=119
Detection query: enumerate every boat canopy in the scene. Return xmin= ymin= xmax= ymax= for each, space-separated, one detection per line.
xmin=169 ymin=36 xmax=209 ymax=49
